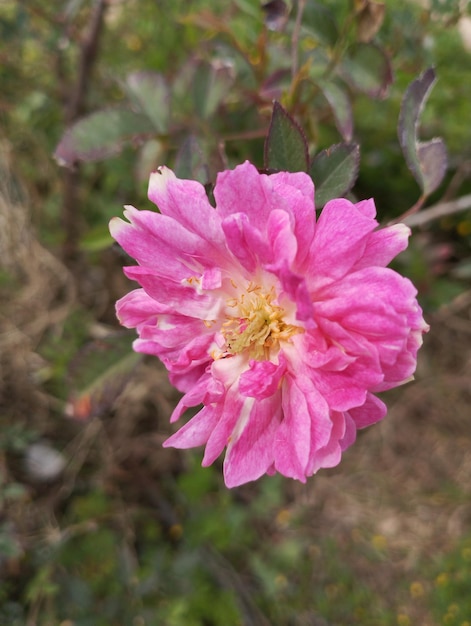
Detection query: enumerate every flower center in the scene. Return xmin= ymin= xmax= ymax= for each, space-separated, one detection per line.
xmin=221 ymin=283 xmax=302 ymax=360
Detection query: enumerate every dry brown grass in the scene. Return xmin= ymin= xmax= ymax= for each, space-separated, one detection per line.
xmin=0 ymin=141 xmax=75 ymax=422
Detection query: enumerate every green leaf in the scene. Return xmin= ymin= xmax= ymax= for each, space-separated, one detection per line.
xmin=340 ymin=42 xmax=392 ymax=99
xmin=173 ymin=135 xmax=209 ymax=184
xmin=192 ymin=60 xmax=233 ymax=119
xmin=66 ymin=332 xmax=141 ymax=420
xmin=264 ymin=101 xmax=309 ymax=173
xmin=318 ymin=80 xmax=353 ymax=142
xmin=126 ymin=71 xmax=170 ymax=134
xmin=54 ymin=108 xmax=154 ymax=167
xmin=310 ymin=143 xmax=360 ymax=208
xmin=302 ymin=2 xmax=338 ymax=48
xmin=398 ymin=67 xmax=448 ymax=196
xmin=79 ymin=225 xmax=114 ymax=252
xmin=25 ymin=565 xmax=59 ymax=604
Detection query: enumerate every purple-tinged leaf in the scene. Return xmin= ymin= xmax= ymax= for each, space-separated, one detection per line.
xmin=174 ymin=135 xmax=209 ymax=184
xmin=260 ymin=68 xmax=292 ymax=102
xmin=355 ymin=0 xmax=386 ymax=43
xmin=318 ymin=80 xmax=353 ymax=142
xmin=416 ymin=140 xmax=447 ymax=195
xmin=340 ymin=42 xmax=392 ymax=99
xmin=65 ymin=332 xmax=141 ymax=421
xmin=54 ymin=108 xmax=154 ymax=167
xmin=126 ymin=71 xmax=170 ymax=134
xmin=310 ymin=143 xmax=360 ymax=208
xmin=264 ymin=101 xmax=309 ymax=173
xmin=398 ymin=67 xmax=448 ymax=196
xmin=262 ymin=0 xmax=289 ymax=31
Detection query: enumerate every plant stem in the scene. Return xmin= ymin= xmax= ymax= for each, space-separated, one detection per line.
xmin=291 ymin=0 xmax=307 ymax=80
xmin=402 ymin=193 xmax=471 ymax=227
xmin=60 ymin=0 xmax=108 ymax=266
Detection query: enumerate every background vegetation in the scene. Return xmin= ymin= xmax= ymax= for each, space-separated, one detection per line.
xmin=1 ymin=1 xmax=471 ymax=625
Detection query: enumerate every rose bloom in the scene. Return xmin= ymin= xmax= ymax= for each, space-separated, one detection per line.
xmin=110 ymin=161 xmax=428 ymax=488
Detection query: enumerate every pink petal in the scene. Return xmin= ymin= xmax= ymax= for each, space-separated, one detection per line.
xmin=275 ymin=374 xmax=332 ymax=481
xmin=148 ymin=166 xmax=226 ymax=249
xmin=265 ymin=170 xmax=316 ymax=269
xmin=221 ymin=212 xmax=270 ymax=272
xmin=164 ymin=404 xmax=221 ymax=448
xmin=354 ymin=198 xmax=377 ymax=219
xmin=202 ymin=390 xmax=246 ymax=467
xmin=270 ymin=260 xmax=313 ymax=324
xmin=308 ymin=198 xmax=378 ymax=285
xmin=223 ymin=395 xmax=282 ymax=488
xmin=266 ymin=209 xmax=297 ymax=266
xmin=110 ymin=207 xmax=209 ymax=281
xmin=307 ymin=411 xmax=345 ymax=474
xmin=239 ymin=356 xmax=287 ymax=399
xmin=123 ymin=266 xmax=222 ymax=320
xmin=215 ymin=162 xmax=279 ymax=230
xmin=353 ymin=223 xmax=411 ymax=270
xmin=315 ymin=267 xmax=416 ymax=338
xmin=110 ymin=161 xmax=429 ymax=488
xmin=348 ymin=393 xmax=387 ymax=428
xmin=339 ymin=413 xmax=357 ymax=451
xmin=116 ymin=289 xmax=168 ymax=328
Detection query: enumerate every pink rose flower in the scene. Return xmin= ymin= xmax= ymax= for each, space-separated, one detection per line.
xmin=110 ymin=161 xmax=428 ymax=488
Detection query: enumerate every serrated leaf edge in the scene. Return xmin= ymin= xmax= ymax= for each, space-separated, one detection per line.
xmin=264 ymin=101 xmax=310 ymax=172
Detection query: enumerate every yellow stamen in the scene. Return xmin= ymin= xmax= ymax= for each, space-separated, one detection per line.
xmin=222 ymin=285 xmax=302 ymax=360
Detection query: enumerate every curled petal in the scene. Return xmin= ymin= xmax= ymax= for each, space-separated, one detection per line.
xmin=239 ymin=356 xmax=287 ymax=399
xmin=224 ymin=395 xmax=282 ymax=488
xmin=116 ymin=288 xmax=167 ymax=328
xmin=148 ymin=166 xmax=226 ymax=249
xmin=354 ymin=223 xmax=411 ymax=270
xmin=276 ymin=374 xmax=332 ymax=481
xmin=348 ymin=393 xmax=387 ymax=429
xmin=202 ymin=390 xmax=246 ymax=467
xmin=308 ymin=198 xmax=379 ymax=286
xmin=307 ymin=411 xmax=346 ymax=475
xmin=163 ymin=405 xmax=221 ymax=448
xmin=123 ymin=266 xmax=223 ymax=320
xmin=221 ymin=213 xmax=270 ymax=272
xmin=215 ymin=161 xmax=279 ymax=229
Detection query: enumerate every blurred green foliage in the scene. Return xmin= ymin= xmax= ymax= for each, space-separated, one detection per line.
xmin=428 ymin=532 xmax=471 ymax=626
xmin=1 ymin=1 xmax=471 ymax=625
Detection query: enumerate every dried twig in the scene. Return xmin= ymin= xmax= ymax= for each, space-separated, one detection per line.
xmin=402 ymin=193 xmax=471 ymax=227
xmin=65 ymin=0 xmax=108 ymax=125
